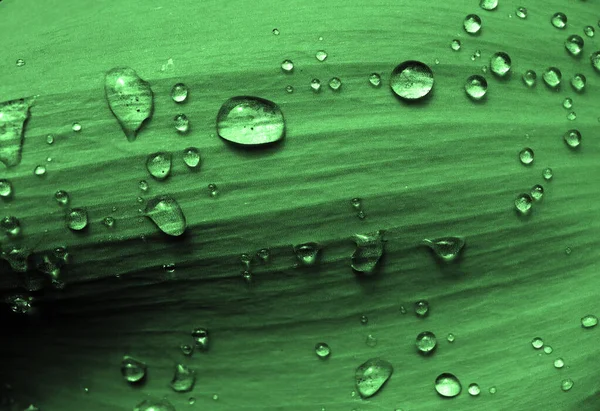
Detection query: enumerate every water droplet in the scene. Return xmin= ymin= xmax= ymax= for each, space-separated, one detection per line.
xmin=171 ymin=83 xmax=188 ymax=103
xmin=351 ymin=231 xmax=384 ymax=274
xmin=103 ymin=216 xmax=115 ymax=228
xmin=465 ymin=75 xmax=487 ymax=100
xmin=543 ymin=67 xmax=562 ymax=88
xmin=416 ymin=331 xmax=437 ymax=355
xmin=134 ymin=399 xmax=175 ymax=411
xmin=33 ymin=165 xmax=46 ymax=176
xmin=479 ymin=0 xmax=498 ymax=11
xmin=329 ymin=77 xmax=342 ymax=91
xmin=435 ymin=373 xmax=462 ymax=398
xmin=66 ymin=208 xmax=88 ymax=231
xmin=0 ymin=179 xmax=13 ymax=198
xmin=293 ymin=242 xmax=321 ymax=266
xmin=1 ymin=216 xmax=21 ymax=236
xmin=584 ymin=26 xmax=595 ymax=37
xmin=563 ymin=129 xmax=581 ymax=148
xmin=104 ymin=67 xmax=153 ymax=141
xmin=567 ymin=111 xmax=576 ymax=121
xmin=489 ymin=386 xmax=497 ymax=394
xmin=544 ymin=345 xmax=553 ymax=354
xmin=46 ymin=134 xmax=54 ymax=144
xmin=0 ymin=98 xmax=34 ymax=167
xmin=369 ymin=73 xmax=382 ymax=87
xmin=516 ymin=7 xmax=527 ymax=18
xmin=570 ymin=73 xmax=586 ymax=92
xmin=181 ymin=344 xmax=193 ymax=356
xmin=6 ymin=294 xmax=32 ymax=314
xmin=16 ymin=58 xmax=25 ymax=67
xmin=561 ymin=378 xmax=574 ymax=392
xmin=530 ymin=185 xmax=544 ymax=201
xmin=581 ymin=314 xmax=598 ymax=328
xmin=451 ymin=39 xmax=461 ymax=51
xmin=188 ymin=397 xmax=196 ymax=405
xmin=208 ymin=183 xmax=218 ymax=197
xmin=366 ymin=334 xmax=378 ymax=347
xmin=121 ymin=356 xmax=146 ymax=383
xmin=551 ymin=12 xmax=567 ymax=29
xmin=531 ymin=337 xmax=544 ymax=349
xmin=390 ymin=61 xmax=434 ymax=100
xmin=592 ymin=51 xmax=600 ymax=71
xmin=522 ymin=70 xmax=537 ymax=87
xmin=54 ymin=190 xmax=70 ymax=206
xmin=489 ymin=52 xmax=511 ymax=76
xmin=563 ymin=97 xmax=573 ymax=109
xmin=162 ymin=263 xmax=175 ymax=274
xmin=543 ymin=168 xmax=553 ymax=181
xmin=464 ymin=14 xmax=482 ymax=34
xmin=515 ymin=194 xmax=533 ymax=215
xmin=192 ymin=327 xmax=209 ymax=350
xmin=468 ymin=383 xmax=481 ymax=396
xmin=256 ymin=248 xmax=270 ymax=263
xmin=399 ymin=305 xmax=407 ymax=314
xmin=447 ymin=333 xmax=455 ymax=342
xmin=1 ymin=246 xmax=31 ymax=272
xmin=519 ymin=147 xmax=534 ymax=165
xmin=146 ymin=152 xmax=172 ymax=180
xmin=281 ymin=59 xmax=294 ymax=72
xmin=565 ymin=247 xmax=572 ymax=255
xmin=554 ymin=358 xmax=565 ymax=368
xmin=145 ymin=195 xmax=186 ymax=236
xmin=272 ymin=28 xmax=280 ymax=35
xmin=315 ymin=342 xmax=331 ymax=359
xmin=183 ymin=147 xmax=201 ymax=168
xmin=170 ymin=364 xmax=195 ymax=392
xmin=212 ymin=394 xmax=219 ymax=401
xmin=565 ymin=35 xmax=584 ymax=56
xmin=360 ymin=314 xmax=369 ymax=325
xmin=174 ymin=113 xmax=189 ymax=133
xmin=285 ymin=85 xmax=294 ymax=93
xmin=311 ymin=78 xmax=321 ymax=92
xmin=216 ymin=96 xmax=285 ymax=145
xmin=354 ymin=358 xmax=393 ymax=398
xmin=415 ymin=300 xmax=430 ymax=318
xmin=316 ymin=50 xmax=327 ymax=61
xmin=422 ymin=237 xmax=465 ymax=262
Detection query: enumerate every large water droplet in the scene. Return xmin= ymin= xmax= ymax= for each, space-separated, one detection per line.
xmin=354 ymin=358 xmax=393 ymax=398
xmin=1 ymin=216 xmax=21 ymax=236
xmin=0 ymin=97 xmax=34 ymax=167
xmin=183 ymin=147 xmax=201 ymax=168
xmin=315 ymin=342 xmax=331 ymax=359
xmin=146 ymin=152 xmax=172 ymax=180
xmin=351 ymin=231 xmax=384 ymax=274
xmin=531 ymin=336 xmax=544 ymax=349
xmin=145 ymin=195 xmax=186 ymax=236
xmin=293 ymin=242 xmax=321 ymax=266
xmin=66 ymin=208 xmax=88 ymax=231
xmin=133 ymin=399 xmax=176 ymax=411
xmin=519 ymin=147 xmax=534 ymax=165
xmin=465 ymin=75 xmax=487 ymax=100
xmin=171 ymin=83 xmax=188 ymax=103
xmin=522 ymin=70 xmax=537 ymax=87
xmin=570 ymin=73 xmax=586 ymax=92
xmin=435 ymin=373 xmax=462 ymax=398
xmin=565 ymin=35 xmax=584 ymax=56
xmin=515 ymin=194 xmax=533 ymax=215
xmin=1 ymin=246 xmax=31 ymax=272
xmin=216 ymin=96 xmax=285 ymax=146
xmin=0 ymin=179 xmax=13 ymax=198
xmin=170 ymin=364 xmax=195 ymax=392
xmin=581 ymin=314 xmax=598 ymax=328
xmin=490 ymin=52 xmax=511 ymax=76
xmin=551 ymin=12 xmax=567 ymax=29
xmin=416 ymin=331 xmax=437 ymax=355
xmin=479 ymin=0 xmax=498 ymax=10
xmin=390 ymin=61 xmax=434 ymax=100
xmin=422 ymin=237 xmax=465 ymax=262
xmin=121 ymin=356 xmax=146 ymax=383
xmin=563 ymin=129 xmax=581 ymax=148
xmin=542 ymin=67 xmax=562 ymax=89
xmin=104 ymin=67 xmax=153 ymax=141
xmin=464 ymin=14 xmax=482 ymax=34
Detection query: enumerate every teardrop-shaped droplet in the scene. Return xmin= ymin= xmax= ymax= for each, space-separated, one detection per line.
xmin=565 ymin=35 xmax=584 ymax=56
xmin=422 ymin=237 xmax=465 ymax=262
xmin=171 ymin=83 xmax=188 ymax=103
xmin=570 ymin=73 xmax=586 ymax=92
xmin=584 ymin=26 xmax=595 ymax=37
xmin=416 ymin=331 xmax=437 ymax=355
xmin=0 ymin=97 xmax=34 ymax=167
xmin=54 ymin=190 xmax=70 ymax=206
xmin=435 ymin=373 xmax=462 ymax=398
xmin=465 ymin=75 xmax=487 ymax=100
xmin=522 ymin=70 xmax=537 ymax=87
xmin=134 ymin=399 xmax=176 ymax=411
xmin=543 ymin=67 xmax=562 ymax=89
xmin=355 ymin=358 xmax=393 ymax=398
xmin=145 ymin=195 xmax=186 ymax=236
xmin=530 ymin=184 xmax=544 ymax=201
xmin=515 ymin=193 xmax=533 ymax=215
xmin=104 ymin=67 xmax=153 ymax=141
xmin=146 ymin=152 xmax=172 ymax=180
xmin=310 ymin=78 xmax=322 ymax=92
xmin=183 ymin=147 xmax=201 ymax=168
xmin=192 ymin=327 xmax=209 ymax=351
xmin=174 ymin=114 xmax=189 ymax=133
xmin=170 ymin=364 xmax=195 ymax=392
xmin=293 ymin=242 xmax=321 ymax=266
xmin=519 ymin=147 xmax=534 ymax=165
xmin=563 ymin=129 xmax=581 ymax=148
xmin=121 ymin=356 xmax=147 ymax=383
xmin=351 ymin=231 xmax=384 ymax=274
xmin=216 ymin=96 xmax=285 ymax=145
xmin=543 ymin=167 xmax=553 ymax=181
xmin=490 ymin=52 xmax=511 ymax=76
xmin=561 ymin=378 xmax=574 ymax=392
xmin=66 ymin=208 xmax=88 ymax=231
xmin=390 ymin=61 xmax=434 ymax=100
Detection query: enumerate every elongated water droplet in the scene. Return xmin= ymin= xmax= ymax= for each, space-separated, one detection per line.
xmin=329 ymin=77 xmax=342 ymax=91
xmin=451 ymin=39 xmax=461 ymax=51
xmin=447 ymin=333 xmax=455 ymax=342
xmin=183 ymin=147 xmax=201 ymax=168
xmin=479 ymin=0 xmax=498 ymax=11
xmin=54 ymin=190 xmax=70 ymax=206
xmin=584 ymin=26 xmax=595 ymax=37
xmin=1 ymin=216 xmax=21 ymax=236
xmin=435 ymin=373 xmax=462 ymax=397
xmin=543 ymin=168 xmax=553 ymax=181
xmin=293 ymin=242 xmax=321 ymax=266
xmin=121 ymin=356 xmax=146 ymax=383
xmin=468 ymin=383 xmax=481 ymax=396
xmin=563 ymin=97 xmax=573 ymax=109
xmin=171 ymin=83 xmax=188 ymax=103
xmin=519 ymin=147 xmax=534 ymax=165
xmin=34 ymin=165 xmax=46 ymax=176
xmin=351 ymin=231 xmax=384 ymax=274
xmin=563 ymin=129 xmax=581 ymax=148
xmin=543 ymin=67 xmax=562 ymax=88
xmin=315 ymin=342 xmax=331 ymax=359
xmin=191 ymin=327 xmax=209 ymax=350
xmin=366 ymin=334 xmax=378 ymax=347
xmin=281 ymin=59 xmax=294 ymax=72
xmin=464 ymin=14 xmax=482 ymax=34
xmin=581 ymin=314 xmax=598 ymax=328
xmin=570 ymin=73 xmax=586 ymax=92
xmin=216 ymin=96 xmax=285 ymax=145
xmin=531 ymin=185 xmax=544 ymax=201
xmin=551 ymin=12 xmax=567 ymax=29
xmin=104 ymin=67 xmax=153 ymax=141
xmin=465 ymin=75 xmax=487 ymax=100
xmin=515 ymin=193 xmax=533 ymax=215
xmin=0 ymin=97 xmax=34 ymax=167
xmin=170 ymin=364 xmax=195 ymax=392
xmin=522 ymin=70 xmax=536 ymax=87
xmin=516 ymin=7 xmax=527 ymax=18
xmin=592 ymin=51 xmax=600 ymax=71
xmin=174 ymin=114 xmax=189 ymax=133
xmin=416 ymin=331 xmax=437 ymax=355
xmin=369 ymin=73 xmax=382 ymax=87
xmin=355 ymin=358 xmax=393 ymax=398
xmin=415 ymin=300 xmax=429 ymax=318
xmin=422 ymin=237 xmax=465 ymax=262
xmin=561 ymin=378 xmax=574 ymax=392
xmin=134 ymin=399 xmax=175 ymax=411
xmin=146 ymin=152 xmax=172 ymax=180
xmin=490 ymin=52 xmax=511 ymax=76
xmin=66 ymin=208 xmax=88 ymax=231
xmin=145 ymin=195 xmax=186 ymax=236
xmin=1 ymin=246 xmax=31 ymax=272
xmin=565 ymin=35 xmax=584 ymax=56
xmin=390 ymin=61 xmax=434 ymax=100
xmin=311 ymin=78 xmax=321 ymax=92
xmin=0 ymin=179 xmax=13 ymax=198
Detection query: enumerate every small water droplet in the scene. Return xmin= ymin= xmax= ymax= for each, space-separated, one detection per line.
xmin=360 ymin=314 xmax=369 ymax=325
xmin=530 ymin=185 xmax=544 ymax=201
xmin=316 ymin=50 xmax=328 ymax=61
xmin=468 ymin=383 xmax=481 ymax=396
xmin=584 ymin=26 xmax=595 ymax=37
xmin=285 ymin=85 xmax=294 ymax=93
xmin=464 ymin=14 xmax=482 ymax=34
xmin=0 ymin=179 xmax=13 ymax=198
xmin=544 ymin=345 xmax=553 ymax=354
xmin=567 ymin=111 xmax=576 ymax=121
xmin=489 ymin=52 xmax=511 ymax=76
xmin=208 ymin=183 xmax=218 ymax=197
xmin=570 ymin=73 xmax=586 ymax=92
xmin=311 ymin=78 xmax=321 ymax=92
xmin=216 ymin=96 xmax=285 ymax=145
xmin=146 ymin=152 xmax=172 ymax=180
xmin=1 ymin=216 xmax=21 ymax=236
xmin=181 ymin=344 xmax=194 ymax=356
xmin=162 ymin=263 xmax=175 ymax=274
xmin=543 ymin=67 xmax=562 ymax=88
xmin=563 ymin=97 xmax=573 ymax=109
xmin=516 ymin=7 xmax=527 ymax=18
xmin=174 ymin=113 xmax=189 ymax=133
xmin=256 ymin=248 xmax=270 ymax=263
xmin=6 ymin=294 xmax=32 ymax=314
xmin=369 ymin=73 xmax=381 ymax=87
xmin=192 ymin=327 xmax=209 ymax=350
xmin=416 ymin=331 xmax=437 ymax=355
xmin=515 ymin=194 xmax=533 ymax=215
xmin=171 ymin=83 xmax=188 ymax=103
xmin=390 ymin=61 xmax=434 ymax=100
xmin=33 ymin=165 xmax=46 ymax=176
xmin=554 ymin=358 xmax=565 ymax=368
xmin=66 ymin=208 xmax=88 ymax=231
xmin=329 ymin=77 xmax=342 ymax=91
xmin=551 ymin=12 xmax=567 ymax=29
xmin=489 ymin=386 xmax=497 ymax=394
xmin=212 ymin=394 xmax=219 ymax=401
xmin=581 ymin=314 xmax=598 ymax=328
xmin=183 ymin=147 xmax=201 ymax=168
xmin=451 ymin=39 xmax=461 ymax=51
xmin=366 ymin=334 xmax=378 ymax=347
xmin=293 ymin=242 xmax=321 ymax=266
xmin=519 ymin=147 xmax=534 ymax=165
xmin=447 ymin=333 xmax=455 ymax=342
xmin=1 ymin=246 xmax=31 ymax=272
xmin=133 ymin=399 xmax=175 ymax=411
xmin=561 ymin=378 xmax=574 ymax=392
xmin=121 ymin=356 xmax=146 ymax=383
xmin=479 ymin=0 xmax=498 ymax=11
xmin=103 ymin=216 xmax=115 ymax=228
xmin=104 ymin=67 xmax=153 ymax=141
xmin=565 ymin=35 xmax=584 ymax=56
xmin=16 ymin=58 xmax=25 ymax=67
xmin=354 ymin=358 xmax=393 ymax=398
xmin=465 ymin=75 xmax=487 ymax=100
xmin=531 ymin=337 xmax=544 ymax=349
xmin=543 ymin=168 xmax=553 ymax=181
xmin=281 ymin=59 xmax=294 ymax=72
xmin=272 ymin=28 xmax=280 ymax=35
xmin=315 ymin=342 xmax=331 ymax=359
xmin=415 ymin=300 xmax=430 ymax=318
xmin=422 ymin=237 xmax=465 ymax=262
xmin=145 ymin=195 xmax=186 ymax=236
xmin=54 ymin=190 xmax=70 ymax=206
xmin=435 ymin=373 xmax=462 ymax=398
xmin=351 ymin=231 xmax=384 ymax=274
xmin=399 ymin=305 xmax=407 ymax=314
xmin=188 ymin=397 xmax=196 ymax=405
xmin=563 ymin=129 xmax=581 ymax=148
xmin=170 ymin=364 xmax=195 ymax=392
xmin=522 ymin=70 xmax=537 ymax=87
xmin=565 ymin=247 xmax=572 ymax=255
xmin=46 ymin=134 xmax=54 ymax=144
